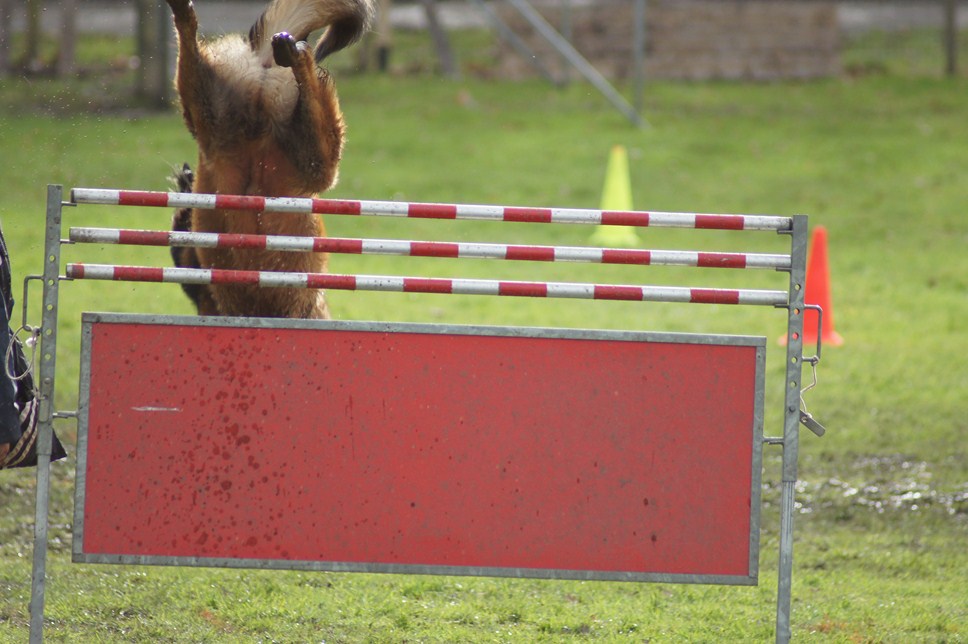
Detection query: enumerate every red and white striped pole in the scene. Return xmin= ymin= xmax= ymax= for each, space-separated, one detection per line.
xmin=69 ymin=227 xmax=792 ymax=271
xmin=66 ymin=263 xmax=789 ymax=307
xmin=70 ymin=188 xmax=793 ymax=232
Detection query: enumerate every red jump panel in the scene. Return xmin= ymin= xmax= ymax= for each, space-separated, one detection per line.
xmin=74 ymin=315 xmax=764 ymax=583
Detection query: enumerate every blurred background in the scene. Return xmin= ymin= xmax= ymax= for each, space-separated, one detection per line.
xmin=1 ymin=0 xmax=964 ymax=115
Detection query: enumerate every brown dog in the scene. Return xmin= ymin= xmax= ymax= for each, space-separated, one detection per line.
xmin=166 ymin=0 xmax=373 ymax=318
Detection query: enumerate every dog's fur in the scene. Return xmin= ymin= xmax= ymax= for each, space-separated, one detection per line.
xmin=165 ymin=0 xmax=373 ymax=318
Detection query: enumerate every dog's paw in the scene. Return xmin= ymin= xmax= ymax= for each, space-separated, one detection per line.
xmin=272 ymin=32 xmax=298 ymax=68
xmin=173 ymin=162 xmax=194 ymax=193
xmin=272 ymin=32 xmax=311 ymax=68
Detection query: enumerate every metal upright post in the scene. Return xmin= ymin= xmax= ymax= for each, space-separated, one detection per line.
xmin=558 ymin=0 xmax=572 ymax=84
xmin=467 ymin=0 xmax=560 ymax=84
xmin=775 ymin=215 xmax=809 ymax=644
xmin=632 ymin=0 xmax=646 ymax=113
xmin=29 ymin=185 xmax=65 ymax=643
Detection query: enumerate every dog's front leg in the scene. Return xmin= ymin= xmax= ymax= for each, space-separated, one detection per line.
xmin=165 ymin=0 xmax=215 ymax=144
xmin=270 ymin=33 xmax=345 ymax=194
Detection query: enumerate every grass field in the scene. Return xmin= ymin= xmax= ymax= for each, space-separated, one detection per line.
xmin=1 ymin=27 xmax=967 ymax=642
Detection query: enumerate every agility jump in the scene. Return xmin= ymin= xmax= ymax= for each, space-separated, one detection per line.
xmin=28 ymin=185 xmax=824 ymax=643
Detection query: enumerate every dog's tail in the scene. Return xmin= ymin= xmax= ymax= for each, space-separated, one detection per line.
xmin=248 ymin=0 xmax=374 ymax=66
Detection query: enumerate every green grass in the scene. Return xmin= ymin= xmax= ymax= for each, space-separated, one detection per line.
xmin=1 ymin=29 xmax=967 ymax=642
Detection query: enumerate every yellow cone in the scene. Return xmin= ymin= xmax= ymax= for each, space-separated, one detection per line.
xmin=590 ymin=145 xmax=640 ymax=247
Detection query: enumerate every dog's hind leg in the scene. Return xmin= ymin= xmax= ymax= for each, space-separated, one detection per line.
xmin=165 ymin=0 xmax=219 ymax=146
xmin=170 ymin=211 xmax=218 ymax=316
xmin=169 ymin=163 xmax=219 ymax=315
xmin=270 ymin=33 xmax=345 ymax=194
xmin=170 ymin=162 xmax=196 ymax=277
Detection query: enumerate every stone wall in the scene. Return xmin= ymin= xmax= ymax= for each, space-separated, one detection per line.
xmin=495 ymin=0 xmax=840 ymax=81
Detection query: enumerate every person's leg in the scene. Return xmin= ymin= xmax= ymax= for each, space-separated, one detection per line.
xmin=0 ymin=223 xmax=66 ymax=469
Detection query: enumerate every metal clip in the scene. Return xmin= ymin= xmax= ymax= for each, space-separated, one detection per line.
xmin=799 ymin=410 xmax=826 ymax=437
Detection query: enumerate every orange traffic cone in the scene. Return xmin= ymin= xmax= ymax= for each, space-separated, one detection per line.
xmin=781 ymin=225 xmax=843 ymax=347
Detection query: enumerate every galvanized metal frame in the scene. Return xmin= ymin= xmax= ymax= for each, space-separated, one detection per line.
xmin=28 ymin=185 xmax=814 ymax=643
xmin=776 ymin=215 xmax=810 ymax=643
xmin=28 ymin=185 xmax=67 ymax=643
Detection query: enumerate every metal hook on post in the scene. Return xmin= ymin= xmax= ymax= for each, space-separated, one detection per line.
xmin=798 ymin=304 xmax=826 ymax=437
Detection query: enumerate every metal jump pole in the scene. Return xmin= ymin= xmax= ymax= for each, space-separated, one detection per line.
xmin=28 ymin=185 xmax=66 ymax=643
xmin=466 ymin=0 xmax=559 ymax=83
xmin=505 ymin=0 xmax=645 ymax=127
xmin=633 ymin=0 xmax=647 ymax=113
xmin=477 ymin=0 xmax=646 ymax=127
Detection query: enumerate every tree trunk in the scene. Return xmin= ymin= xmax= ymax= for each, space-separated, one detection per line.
xmin=136 ymin=0 xmax=171 ymax=107
xmin=24 ymin=0 xmax=42 ymax=72
xmin=943 ymin=0 xmax=958 ymax=77
xmin=420 ymin=0 xmax=459 ymax=79
xmin=57 ymin=0 xmax=79 ymax=77
xmin=376 ymin=0 xmax=393 ymax=72
xmin=0 ymin=0 xmax=13 ymax=75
